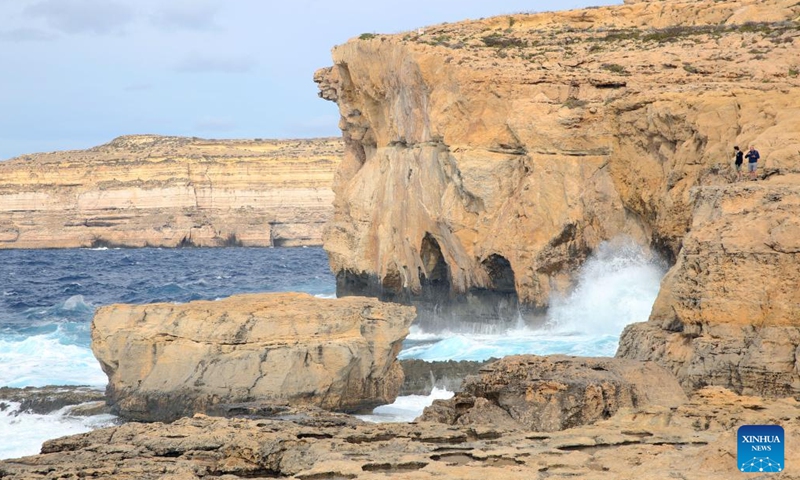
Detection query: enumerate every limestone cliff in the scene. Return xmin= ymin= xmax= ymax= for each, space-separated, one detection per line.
xmin=92 ymin=292 xmax=415 ymax=422
xmin=316 ymin=0 xmax=800 ymax=392
xmin=0 ymin=135 xmax=342 ymax=248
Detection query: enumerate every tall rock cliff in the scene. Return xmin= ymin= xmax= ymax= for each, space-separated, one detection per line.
xmin=0 ymin=135 xmax=342 ymax=248
xmin=316 ymin=0 xmax=800 ymax=393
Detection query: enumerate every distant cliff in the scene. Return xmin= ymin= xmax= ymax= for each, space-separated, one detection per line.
xmin=316 ymin=0 xmax=800 ymax=394
xmin=0 ymin=135 xmax=342 ymax=248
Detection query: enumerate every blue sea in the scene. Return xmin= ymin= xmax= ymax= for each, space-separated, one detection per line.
xmin=0 ymin=241 xmax=666 ymax=458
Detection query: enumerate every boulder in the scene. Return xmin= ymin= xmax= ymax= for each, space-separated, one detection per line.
xmin=419 ymin=355 xmax=686 ymax=431
xmin=91 ymin=292 xmax=415 ymax=422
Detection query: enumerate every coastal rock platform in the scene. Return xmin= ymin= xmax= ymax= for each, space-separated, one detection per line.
xmin=420 ymin=355 xmax=687 ymax=431
xmin=1 ymin=387 xmax=798 ymax=479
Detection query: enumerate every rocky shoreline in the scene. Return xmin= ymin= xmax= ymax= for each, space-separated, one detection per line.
xmin=2 ymin=383 xmax=799 ymax=479
xmin=2 ymin=0 xmax=800 ymax=478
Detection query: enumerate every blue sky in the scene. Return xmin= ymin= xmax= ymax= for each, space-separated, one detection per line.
xmin=0 ymin=0 xmax=619 ymax=160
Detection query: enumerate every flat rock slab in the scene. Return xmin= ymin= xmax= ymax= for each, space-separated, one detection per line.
xmin=420 ymin=355 xmax=687 ymax=431
xmin=92 ymin=292 xmax=416 ymax=422
xmin=1 ymin=387 xmax=798 ymax=479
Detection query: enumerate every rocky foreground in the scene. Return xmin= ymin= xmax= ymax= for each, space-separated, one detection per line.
xmin=0 ymin=135 xmax=342 ymax=248
xmin=1 ymin=387 xmax=798 ymax=479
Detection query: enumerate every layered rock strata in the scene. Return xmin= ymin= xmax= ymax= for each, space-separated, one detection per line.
xmin=420 ymin=355 xmax=686 ymax=431
xmin=91 ymin=292 xmax=415 ymax=422
xmin=2 ymin=387 xmax=798 ymax=479
xmin=618 ymin=179 xmax=800 ymax=396
xmin=0 ymin=135 xmax=342 ymax=248
xmin=315 ymin=0 xmax=800 ymax=393
xmin=315 ymin=1 xmax=800 ymax=317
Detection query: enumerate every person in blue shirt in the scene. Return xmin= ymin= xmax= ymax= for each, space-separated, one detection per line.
xmin=745 ymin=145 xmax=760 ymax=180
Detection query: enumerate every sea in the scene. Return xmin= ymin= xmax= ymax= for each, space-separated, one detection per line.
xmin=0 ymin=239 xmax=666 ymax=459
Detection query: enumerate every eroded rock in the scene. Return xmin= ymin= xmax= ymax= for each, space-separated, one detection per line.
xmin=315 ymin=0 xmax=800 ymax=334
xmin=618 ymin=181 xmax=800 ymax=396
xmin=1 ymin=387 xmax=797 ymax=479
xmin=91 ymin=293 xmax=415 ymax=421
xmin=419 ymin=355 xmax=687 ymax=431
xmin=0 ymin=135 xmax=342 ymax=248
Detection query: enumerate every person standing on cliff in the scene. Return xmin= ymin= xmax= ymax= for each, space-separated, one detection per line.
xmin=733 ymin=146 xmax=744 ymax=181
xmin=745 ymin=145 xmax=760 ymax=180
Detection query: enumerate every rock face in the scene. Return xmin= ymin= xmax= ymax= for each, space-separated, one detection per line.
xmin=420 ymin=355 xmax=686 ymax=431
xmin=618 ymin=179 xmax=800 ymax=396
xmin=315 ymin=1 xmax=800 ymax=321
xmin=2 ymin=387 xmax=798 ymax=479
xmin=91 ymin=292 xmax=415 ymax=422
xmin=0 ymin=386 xmax=107 ymax=416
xmin=0 ymin=135 xmax=342 ymax=248
xmin=315 ymin=0 xmax=800 ymax=392
xmin=399 ymin=359 xmax=493 ymax=395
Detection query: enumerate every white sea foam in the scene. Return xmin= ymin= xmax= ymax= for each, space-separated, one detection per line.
xmin=0 ymin=332 xmax=107 ymax=388
xmin=0 ymin=401 xmax=117 ymax=460
xmin=400 ymin=238 xmax=666 ymax=362
xmin=356 ymin=387 xmax=454 ymax=423
xmin=313 ymin=293 xmax=338 ymax=299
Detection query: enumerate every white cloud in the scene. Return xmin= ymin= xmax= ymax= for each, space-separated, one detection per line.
xmin=151 ymin=1 xmax=221 ymax=31
xmin=176 ymin=55 xmax=255 ymax=74
xmin=24 ymin=0 xmax=135 ymax=35
xmin=0 ymin=27 xmax=55 ymax=42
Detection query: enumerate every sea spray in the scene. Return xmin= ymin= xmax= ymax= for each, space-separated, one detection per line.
xmin=400 ymin=238 xmax=666 ymax=362
xmin=356 ymin=387 xmax=455 ymax=423
xmin=545 ymin=238 xmax=666 ymax=336
xmin=0 ymin=331 xmax=108 ymax=388
xmin=0 ymin=401 xmax=116 ymax=460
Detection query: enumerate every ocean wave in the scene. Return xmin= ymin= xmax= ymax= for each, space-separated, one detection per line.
xmin=0 ymin=401 xmax=117 ymax=460
xmin=356 ymin=387 xmax=454 ymax=423
xmin=0 ymin=332 xmax=107 ymax=388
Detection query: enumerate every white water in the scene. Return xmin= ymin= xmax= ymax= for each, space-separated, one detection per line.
xmin=0 ymin=332 xmax=108 ymax=388
xmin=0 ymin=401 xmax=117 ymax=459
xmin=358 ymin=238 xmax=666 ymax=424
xmin=0 ymin=239 xmax=666 ymax=457
xmin=399 ymin=238 xmax=665 ymax=362
xmin=356 ymin=387 xmax=455 ymax=423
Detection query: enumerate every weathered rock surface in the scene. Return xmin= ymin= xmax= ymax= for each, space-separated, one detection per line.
xmin=420 ymin=355 xmax=686 ymax=431
xmin=315 ymin=0 xmax=800 ymax=395
xmin=315 ymin=0 xmax=800 ymax=327
xmin=0 ymin=386 xmax=108 ymax=416
xmin=91 ymin=292 xmax=415 ymax=422
xmin=618 ymin=180 xmax=800 ymax=396
xmin=0 ymin=135 xmax=342 ymax=248
xmin=1 ymin=387 xmax=798 ymax=479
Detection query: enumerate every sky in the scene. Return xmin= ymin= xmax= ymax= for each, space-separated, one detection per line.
xmin=0 ymin=0 xmax=620 ymax=160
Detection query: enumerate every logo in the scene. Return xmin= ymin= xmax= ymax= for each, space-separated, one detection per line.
xmin=738 ymin=425 xmax=784 ymax=473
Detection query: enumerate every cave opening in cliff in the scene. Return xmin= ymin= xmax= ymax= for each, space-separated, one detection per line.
xmin=419 ymin=233 xmax=451 ymax=294
xmin=482 ymin=254 xmax=516 ymax=294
